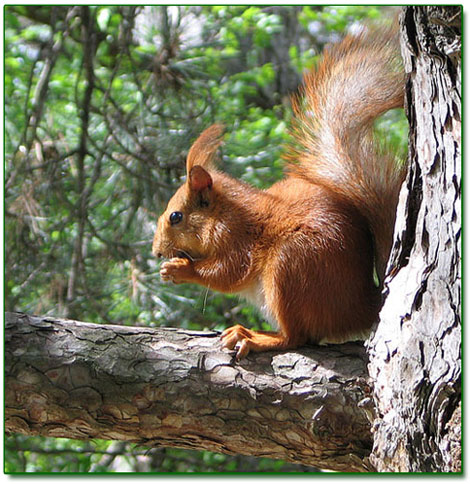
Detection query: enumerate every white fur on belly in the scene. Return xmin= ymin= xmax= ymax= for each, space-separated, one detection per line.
xmin=237 ymin=279 xmax=278 ymax=329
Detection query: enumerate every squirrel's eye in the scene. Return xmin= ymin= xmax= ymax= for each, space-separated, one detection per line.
xmin=169 ymin=211 xmax=183 ymax=225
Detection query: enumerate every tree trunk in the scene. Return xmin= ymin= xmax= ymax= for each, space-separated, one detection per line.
xmin=5 ymin=312 xmax=374 ymax=472
xmin=367 ymin=6 xmax=461 ymax=472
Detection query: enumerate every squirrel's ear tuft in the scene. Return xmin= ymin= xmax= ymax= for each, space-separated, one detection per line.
xmin=186 ymin=124 xmax=225 ymax=174
xmin=188 ymin=165 xmax=213 ymax=193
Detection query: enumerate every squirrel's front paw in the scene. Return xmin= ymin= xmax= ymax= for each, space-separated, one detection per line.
xmin=160 ymin=258 xmax=194 ymax=284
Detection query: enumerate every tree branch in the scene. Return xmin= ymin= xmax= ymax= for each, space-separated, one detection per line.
xmin=5 ymin=312 xmax=374 ymax=472
xmin=66 ymin=7 xmax=97 ymax=317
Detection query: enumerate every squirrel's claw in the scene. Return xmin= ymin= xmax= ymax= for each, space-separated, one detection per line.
xmin=221 ymin=324 xmax=254 ymax=360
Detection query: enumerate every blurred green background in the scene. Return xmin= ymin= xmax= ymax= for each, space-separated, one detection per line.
xmin=5 ymin=5 xmax=407 ymax=473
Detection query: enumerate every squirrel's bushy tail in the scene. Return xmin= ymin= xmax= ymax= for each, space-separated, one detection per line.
xmin=285 ymin=25 xmax=406 ymax=281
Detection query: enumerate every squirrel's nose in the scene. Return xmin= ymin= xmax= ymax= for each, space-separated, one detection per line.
xmin=152 ymin=244 xmax=162 ymax=258
xmin=152 ymin=234 xmax=162 ymax=258
xmin=151 ymin=243 xmax=162 ymax=258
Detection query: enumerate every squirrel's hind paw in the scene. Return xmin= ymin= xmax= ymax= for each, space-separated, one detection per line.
xmin=221 ymin=324 xmax=289 ymax=360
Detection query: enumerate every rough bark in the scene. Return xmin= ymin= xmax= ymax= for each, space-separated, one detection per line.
xmin=367 ymin=6 xmax=461 ymax=472
xmin=5 ymin=312 xmax=374 ymax=472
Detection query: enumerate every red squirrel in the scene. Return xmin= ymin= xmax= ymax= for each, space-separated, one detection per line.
xmin=152 ymin=26 xmax=406 ymax=360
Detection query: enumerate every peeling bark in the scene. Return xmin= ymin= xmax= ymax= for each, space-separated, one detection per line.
xmin=5 ymin=312 xmax=374 ymax=472
xmin=368 ymin=6 xmax=461 ymax=472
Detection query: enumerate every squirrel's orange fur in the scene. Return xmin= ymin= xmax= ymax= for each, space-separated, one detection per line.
xmin=152 ymin=26 xmax=406 ymax=359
